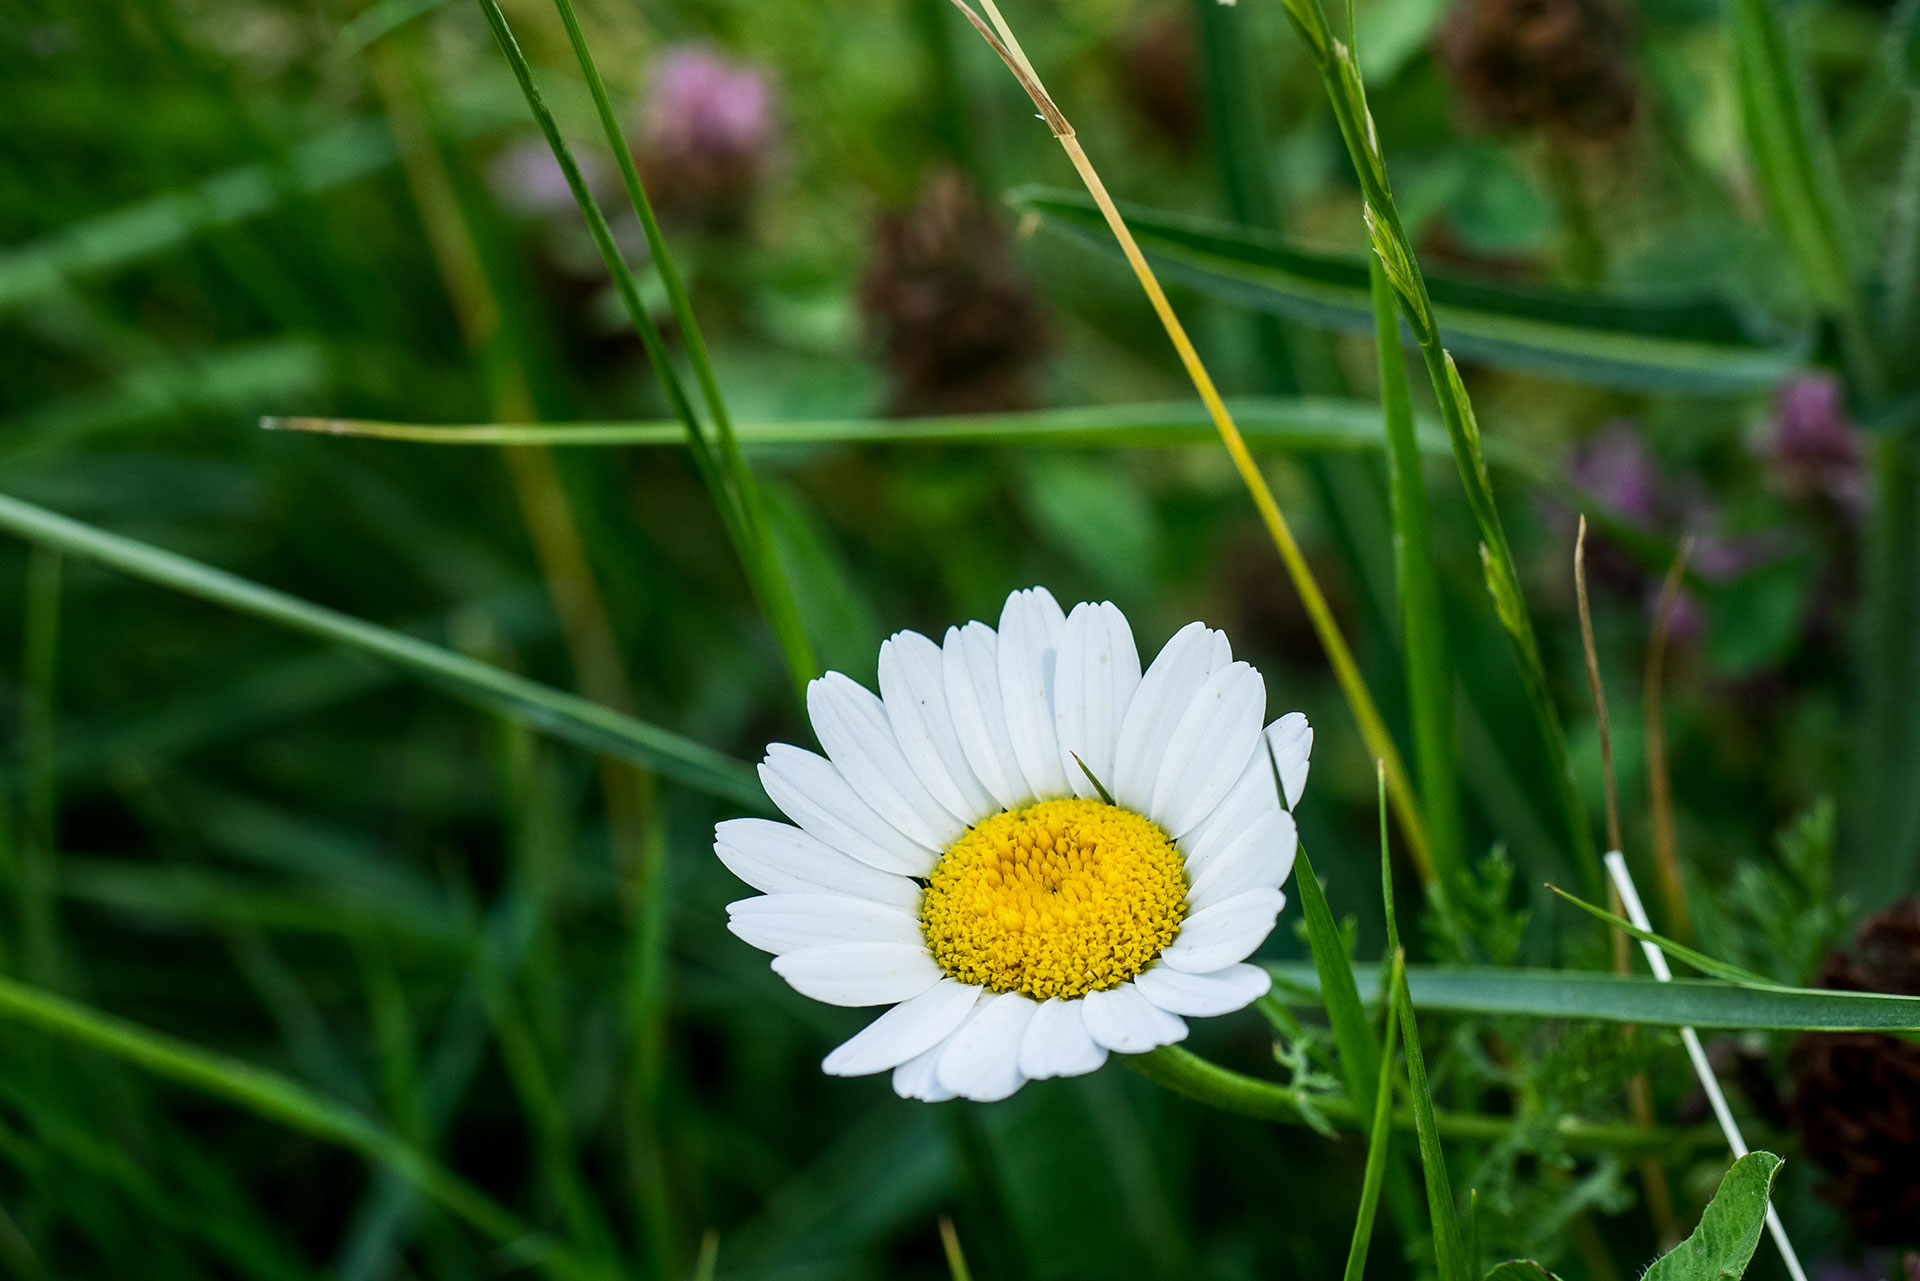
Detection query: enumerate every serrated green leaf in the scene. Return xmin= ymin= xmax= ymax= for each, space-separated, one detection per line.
xmin=1012 ymin=188 xmax=1803 ymax=394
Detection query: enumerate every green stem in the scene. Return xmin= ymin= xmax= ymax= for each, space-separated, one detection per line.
xmin=1372 ymin=261 xmax=1466 ymax=903
xmin=20 ymin=547 xmax=61 ymax=988
xmin=1864 ymin=431 xmax=1920 ymax=896
xmin=471 ymin=0 xmax=815 ymax=704
xmin=1276 ymin=0 xmax=1600 ymax=893
xmin=1127 ymin=1046 xmax=1715 ymax=1154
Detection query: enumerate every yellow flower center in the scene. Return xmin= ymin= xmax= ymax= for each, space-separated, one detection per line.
xmin=919 ymin=797 xmax=1187 ymax=1000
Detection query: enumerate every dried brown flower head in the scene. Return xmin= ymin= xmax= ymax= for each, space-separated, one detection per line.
xmin=1790 ymin=899 xmax=1920 ymax=1246
xmin=859 ymin=169 xmax=1048 ymax=417
xmin=1435 ymin=0 xmax=1638 ymax=142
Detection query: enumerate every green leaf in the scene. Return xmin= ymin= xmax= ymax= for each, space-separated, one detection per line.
xmin=0 ymin=492 xmax=763 ymax=807
xmin=1266 ymin=962 xmax=1920 ymax=1031
xmin=1011 ymin=188 xmax=1803 ymax=394
xmin=1642 ymin=1152 xmax=1783 ymax=1281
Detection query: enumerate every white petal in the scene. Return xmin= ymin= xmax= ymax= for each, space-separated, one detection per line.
xmin=998 ymin=588 xmax=1070 ymax=801
xmin=893 ymin=1032 xmax=959 ymax=1101
xmin=1186 ymin=808 xmax=1297 ymax=909
xmin=936 ymin=991 xmax=1037 ymax=1102
xmin=771 ymin=943 xmax=943 ymax=1007
xmin=942 ymin=622 xmax=1029 ymax=810
xmin=878 ymin=631 xmax=998 ymax=825
xmin=1150 ymin=662 xmax=1266 ymax=838
xmin=726 ymin=894 xmax=924 ymax=955
xmin=1052 ymin=601 xmax=1141 ymax=799
xmin=1269 ymin=711 xmax=1313 ymax=811
xmin=809 ymin=672 xmax=966 ymax=848
xmin=823 ymin=979 xmax=982 ymax=1077
xmin=1134 ymin=963 xmax=1271 ymax=1017
xmin=1018 ymin=997 xmax=1109 ymax=1080
xmin=1080 ymin=983 xmax=1188 ymax=1053
xmin=714 ymin=818 xmax=921 ymax=912
xmin=1111 ymin=622 xmax=1232 ymax=813
xmin=759 ymin=745 xmax=937 ymax=877
xmin=1160 ymin=889 xmax=1286 ymax=974
xmin=1180 ymin=717 xmax=1300 ymax=878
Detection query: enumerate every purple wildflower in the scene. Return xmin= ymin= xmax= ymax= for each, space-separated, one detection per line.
xmin=1767 ymin=373 xmax=1865 ymax=516
xmin=636 ymin=45 xmax=777 ymax=231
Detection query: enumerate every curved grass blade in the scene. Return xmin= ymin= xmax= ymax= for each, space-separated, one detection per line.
xmin=0 ymin=975 xmax=612 ymax=1281
xmin=0 ymin=493 xmax=763 ymax=807
xmin=1265 ymin=962 xmax=1920 ymax=1031
xmin=1012 ymin=188 xmax=1805 ymax=394
xmin=1546 ymin=886 xmax=1786 ymax=989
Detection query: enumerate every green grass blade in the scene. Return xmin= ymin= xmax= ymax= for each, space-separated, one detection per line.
xmin=20 ymin=547 xmax=62 ymax=987
xmin=1731 ymin=0 xmax=1856 ymax=317
xmin=1380 ymin=779 xmax=1468 ymax=1281
xmin=1372 ymin=258 xmax=1465 ymax=901
xmin=1546 ymin=886 xmax=1793 ymax=990
xmin=1342 ymin=948 xmax=1403 ymax=1281
xmin=1010 ymin=188 xmax=1804 ymax=394
xmin=0 ymin=123 xmax=403 ymax=316
xmin=470 ymin=0 xmax=816 ymax=698
xmin=0 ymin=975 xmax=607 ymax=1281
xmin=1265 ymin=962 xmax=1920 ymax=1031
xmin=0 ymin=492 xmax=763 ymax=806
xmin=1291 ymin=841 xmax=1383 ymax=1114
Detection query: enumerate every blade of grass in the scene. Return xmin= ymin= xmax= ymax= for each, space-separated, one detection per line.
xmin=1379 ymin=767 xmax=1468 ymax=1281
xmin=0 ymin=974 xmax=610 ymax=1281
xmin=20 ymin=547 xmax=62 ymax=988
xmin=470 ymin=0 xmax=815 ymax=701
xmin=1265 ymin=961 xmax=1920 ymax=1031
xmin=1275 ymin=0 xmax=1600 ymax=895
xmin=1547 ymin=885 xmax=1807 ymax=992
xmin=944 ymin=0 xmax=1436 ymax=886
xmin=0 ymin=492 xmax=763 ymax=806
xmin=1373 ymin=258 xmax=1465 ymax=903
xmin=1342 ymin=947 xmax=1404 ymax=1281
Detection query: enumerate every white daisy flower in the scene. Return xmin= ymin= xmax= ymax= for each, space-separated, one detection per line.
xmin=714 ymin=586 xmax=1311 ymax=1103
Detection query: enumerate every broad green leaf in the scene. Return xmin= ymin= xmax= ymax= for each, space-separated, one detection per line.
xmin=1642 ymin=1152 xmax=1783 ymax=1281
xmin=1266 ymin=962 xmax=1920 ymax=1031
xmin=1485 ymin=1263 xmax=1563 ymax=1281
xmin=1011 ymin=188 xmax=1804 ymax=394
xmin=0 ymin=492 xmax=764 ymax=807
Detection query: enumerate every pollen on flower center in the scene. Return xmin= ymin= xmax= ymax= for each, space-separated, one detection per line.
xmin=919 ymin=797 xmax=1187 ymax=1000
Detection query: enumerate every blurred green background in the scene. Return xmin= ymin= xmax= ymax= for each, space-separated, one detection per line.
xmin=1 ymin=0 xmax=1915 ymax=1275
